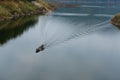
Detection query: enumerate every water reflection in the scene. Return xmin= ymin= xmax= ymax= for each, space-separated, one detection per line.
xmin=114 ymin=25 xmax=120 ymax=30
xmin=0 ymin=16 xmax=38 ymax=46
xmin=1 ymin=1 xmax=120 ymax=80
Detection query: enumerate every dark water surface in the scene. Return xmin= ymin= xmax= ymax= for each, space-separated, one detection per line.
xmin=0 ymin=2 xmax=120 ymax=80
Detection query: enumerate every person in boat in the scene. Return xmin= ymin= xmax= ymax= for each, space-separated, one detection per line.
xmin=36 ymin=44 xmax=45 ymax=53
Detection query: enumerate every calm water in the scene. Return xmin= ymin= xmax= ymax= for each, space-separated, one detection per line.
xmin=0 ymin=2 xmax=120 ymax=80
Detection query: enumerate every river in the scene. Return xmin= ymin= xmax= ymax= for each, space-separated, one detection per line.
xmin=0 ymin=1 xmax=120 ymax=80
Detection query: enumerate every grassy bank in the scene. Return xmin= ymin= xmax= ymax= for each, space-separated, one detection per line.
xmin=0 ymin=0 xmax=54 ymax=21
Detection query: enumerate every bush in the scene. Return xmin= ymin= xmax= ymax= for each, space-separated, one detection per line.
xmin=0 ymin=5 xmax=11 ymax=18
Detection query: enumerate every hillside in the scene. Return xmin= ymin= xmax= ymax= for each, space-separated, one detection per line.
xmin=0 ymin=0 xmax=54 ymax=21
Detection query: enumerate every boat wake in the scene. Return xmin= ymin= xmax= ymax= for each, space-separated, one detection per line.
xmin=45 ymin=20 xmax=110 ymax=47
xmin=36 ymin=15 xmax=111 ymax=53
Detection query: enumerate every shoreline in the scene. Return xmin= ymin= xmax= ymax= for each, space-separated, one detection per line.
xmin=0 ymin=8 xmax=47 ymax=22
xmin=111 ymin=14 xmax=120 ymax=28
xmin=0 ymin=0 xmax=55 ymax=22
